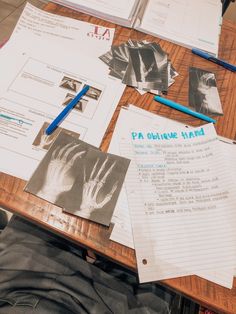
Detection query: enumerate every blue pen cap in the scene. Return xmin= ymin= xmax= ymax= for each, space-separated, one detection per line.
xmin=192 ymin=48 xmax=211 ymax=60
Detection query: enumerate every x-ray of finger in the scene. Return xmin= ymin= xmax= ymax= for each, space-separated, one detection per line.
xmin=189 ymin=67 xmax=223 ymax=116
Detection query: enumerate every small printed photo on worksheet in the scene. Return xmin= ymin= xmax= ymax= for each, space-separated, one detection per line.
xmin=84 ymin=85 xmax=102 ymax=101
xmin=61 ymin=93 xmax=88 ymax=112
xmin=59 ymin=76 xmax=82 ymax=92
xmin=32 ymin=122 xmax=80 ymax=150
xmin=189 ymin=67 xmax=223 ymax=116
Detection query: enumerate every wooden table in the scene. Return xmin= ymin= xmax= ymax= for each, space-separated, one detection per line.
xmin=1 ymin=3 xmax=236 ymax=313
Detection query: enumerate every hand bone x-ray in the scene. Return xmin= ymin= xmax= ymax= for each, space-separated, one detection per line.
xmin=25 ymin=131 xmax=130 ymax=226
xmin=189 ymin=67 xmax=223 ymax=115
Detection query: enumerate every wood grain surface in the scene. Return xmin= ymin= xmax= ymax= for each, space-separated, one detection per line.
xmin=1 ymin=3 xmax=236 ymax=313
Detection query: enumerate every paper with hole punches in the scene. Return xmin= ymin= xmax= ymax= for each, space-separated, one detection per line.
xmin=120 ymin=124 xmax=236 ymax=283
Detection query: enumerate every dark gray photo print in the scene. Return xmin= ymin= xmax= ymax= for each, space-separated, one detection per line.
xmin=189 ymin=67 xmax=223 ymax=115
xmin=110 ymin=44 xmax=129 ymax=79
xmin=65 ymin=149 xmax=130 ymax=226
xmin=26 ymin=132 xmax=130 ymax=226
xmin=99 ymin=40 xmax=178 ymax=94
xmin=25 ymin=132 xmax=91 ymax=204
xmin=122 ymin=43 xmax=168 ymax=92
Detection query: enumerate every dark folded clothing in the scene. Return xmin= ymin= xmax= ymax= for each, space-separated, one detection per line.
xmin=0 ymin=210 xmax=8 ymax=231
xmin=0 ymin=215 xmax=172 ymax=314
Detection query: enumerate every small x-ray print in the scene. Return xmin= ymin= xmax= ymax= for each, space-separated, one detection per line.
xmin=59 ymin=76 xmax=82 ymax=93
xmin=85 ymin=85 xmax=102 ymax=100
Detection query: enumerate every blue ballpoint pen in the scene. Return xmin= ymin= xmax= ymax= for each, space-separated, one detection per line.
xmin=45 ymin=85 xmax=90 ymax=135
xmin=192 ymin=48 xmax=236 ymax=72
xmin=154 ymin=95 xmax=216 ymax=124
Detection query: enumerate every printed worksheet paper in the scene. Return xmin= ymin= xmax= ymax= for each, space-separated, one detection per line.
xmin=0 ymin=4 xmax=125 ymax=180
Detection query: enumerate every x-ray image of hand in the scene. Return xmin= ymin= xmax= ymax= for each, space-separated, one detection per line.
xmin=80 ymin=157 xmax=118 ymax=215
xmin=189 ymin=67 xmax=223 ymax=116
xmin=26 ymin=131 xmax=130 ymax=226
xmin=39 ymin=133 xmax=54 ymax=149
xmin=38 ymin=143 xmax=86 ymax=203
xmin=33 ymin=122 xmax=60 ymax=150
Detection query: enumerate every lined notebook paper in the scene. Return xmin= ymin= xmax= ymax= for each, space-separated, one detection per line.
xmin=120 ymin=124 xmax=236 ymax=283
xmin=109 ymin=105 xmax=185 ymax=248
xmin=198 ymin=137 xmax=236 ymax=287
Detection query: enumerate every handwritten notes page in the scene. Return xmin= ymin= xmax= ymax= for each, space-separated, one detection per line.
xmin=198 ymin=137 xmax=236 ymax=287
xmin=120 ymin=124 xmax=236 ymax=283
xmin=109 ymin=105 xmax=185 ymax=248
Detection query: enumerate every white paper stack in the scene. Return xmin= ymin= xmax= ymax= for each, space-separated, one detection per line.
xmin=50 ymin=0 xmax=222 ymax=56
xmin=134 ymin=0 xmax=223 ymax=56
xmin=109 ymin=105 xmax=236 ymax=289
xmin=50 ymin=0 xmax=143 ymax=27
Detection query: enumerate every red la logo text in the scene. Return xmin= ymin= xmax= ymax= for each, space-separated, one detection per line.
xmin=87 ymin=26 xmax=111 ymax=41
